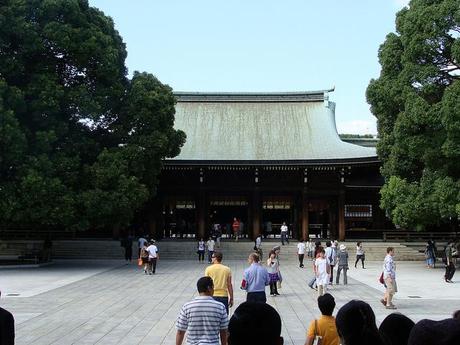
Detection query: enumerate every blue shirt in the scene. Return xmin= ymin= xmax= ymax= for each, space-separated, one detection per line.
xmin=243 ymin=263 xmax=270 ymax=292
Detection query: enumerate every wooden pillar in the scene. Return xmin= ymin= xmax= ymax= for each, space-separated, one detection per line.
xmin=301 ymin=192 xmax=309 ymax=241
xmin=252 ymin=189 xmax=261 ymax=240
xmin=197 ymin=191 xmax=206 ymax=239
xmin=147 ymin=198 xmax=163 ymax=239
xmin=338 ymin=191 xmax=345 ymax=241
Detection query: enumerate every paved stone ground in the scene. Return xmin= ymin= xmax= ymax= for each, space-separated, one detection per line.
xmin=0 ymin=259 xmax=458 ymax=345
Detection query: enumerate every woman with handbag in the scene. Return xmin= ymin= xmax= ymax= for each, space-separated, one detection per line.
xmin=266 ymin=250 xmax=280 ymax=296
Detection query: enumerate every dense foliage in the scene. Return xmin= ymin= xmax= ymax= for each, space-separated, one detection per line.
xmin=367 ymin=0 xmax=460 ymax=229
xmin=0 ymin=0 xmax=185 ymax=231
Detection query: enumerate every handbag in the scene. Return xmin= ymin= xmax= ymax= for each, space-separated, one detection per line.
xmin=313 ymin=319 xmax=322 ymax=345
xmin=379 ymin=272 xmax=384 ymax=284
xmin=137 ymin=258 xmax=143 ymax=266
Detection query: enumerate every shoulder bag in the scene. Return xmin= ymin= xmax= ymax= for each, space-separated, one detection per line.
xmin=313 ymin=319 xmax=322 ymax=345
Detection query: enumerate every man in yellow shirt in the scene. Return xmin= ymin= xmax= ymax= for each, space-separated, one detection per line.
xmin=305 ymin=293 xmax=339 ymax=345
xmin=205 ymin=252 xmax=233 ymax=314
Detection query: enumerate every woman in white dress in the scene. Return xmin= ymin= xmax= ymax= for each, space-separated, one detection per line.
xmin=314 ymin=248 xmax=330 ymax=296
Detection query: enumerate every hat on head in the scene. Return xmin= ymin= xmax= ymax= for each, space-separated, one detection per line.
xmin=408 ymin=318 xmax=460 ymax=345
xmin=340 ymin=244 xmax=346 ymax=250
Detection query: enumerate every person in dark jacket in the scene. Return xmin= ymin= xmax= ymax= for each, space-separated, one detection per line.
xmin=0 ymin=291 xmax=15 ymax=345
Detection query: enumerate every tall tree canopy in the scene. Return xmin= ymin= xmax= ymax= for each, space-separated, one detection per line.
xmin=0 ymin=0 xmax=185 ymax=231
xmin=367 ymin=0 xmax=460 ymax=230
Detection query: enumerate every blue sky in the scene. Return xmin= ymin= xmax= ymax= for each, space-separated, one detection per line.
xmin=89 ymin=0 xmax=410 ymax=134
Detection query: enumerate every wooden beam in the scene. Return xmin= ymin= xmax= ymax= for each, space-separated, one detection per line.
xmin=338 ymin=192 xmax=345 ymax=241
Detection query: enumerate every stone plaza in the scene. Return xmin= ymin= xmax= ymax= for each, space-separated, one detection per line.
xmin=1 ymin=256 xmax=458 ymax=345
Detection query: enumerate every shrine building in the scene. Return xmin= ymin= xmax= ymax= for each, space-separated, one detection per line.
xmin=150 ymin=90 xmax=389 ymax=241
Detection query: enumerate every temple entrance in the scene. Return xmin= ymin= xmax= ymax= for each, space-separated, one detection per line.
xmin=208 ymin=196 xmax=248 ymax=238
xmin=262 ymin=196 xmax=294 ymax=238
xmin=163 ymin=198 xmax=196 ymax=238
xmin=308 ymin=200 xmax=330 ymax=239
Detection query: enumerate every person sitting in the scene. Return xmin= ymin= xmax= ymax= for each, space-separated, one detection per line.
xmin=305 ymin=293 xmax=339 ymax=345
xmin=379 ymin=313 xmax=415 ymax=345
xmin=335 ymin=300 xmax=384 ymax=345
xmin=408 ymin=317 xmax=460 ymax=345
xmin=228 ymin=302 xmax=283 ymax=345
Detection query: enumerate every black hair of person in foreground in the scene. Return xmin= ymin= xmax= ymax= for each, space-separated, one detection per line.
xmin=335 ymin=300 xmax=384 ymax=345
xmin=379 ymin=313 xmax=415 ymax=345
xmin=408 ymin=317 xmax=460 ymax=345
xmin=228 ymin=302 xmax=283 ymax=345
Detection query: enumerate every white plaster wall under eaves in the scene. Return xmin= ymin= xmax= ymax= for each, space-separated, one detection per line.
xmin=169 ymin=92 xmax=377 ymax=162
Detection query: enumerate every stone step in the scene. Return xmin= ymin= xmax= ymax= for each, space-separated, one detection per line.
xmin=50 ymin=240 xmax=425 ymax=261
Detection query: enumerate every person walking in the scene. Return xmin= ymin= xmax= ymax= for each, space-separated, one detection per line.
xmin=306 ymin=239 xmax=313 ymax=258
xmin=232 ymin=218 xmax=240 ymax=241
xmin=305 ymin=293 xmax=340 ymax=345
xmin=139 ymin=242 xmax=150 ymax=274
xmin=336 ymin=244 xmax=349 ymax=285
xmin=137 ymin=235 xmax=148 ymax=258
xmin=121 ymin=233 xmax=133 ymax=263
xmin=255 ymin=234 xmax=263 ymax=259
xmin=197 ymin=238 xmax=205 ymax=262
xmin=146 ymin=239 xmax=159 ymax=275
xmin=206 ymin=237 xmax=215 ymax=263
xmin=280 ymin=222 xmax=289 ymax=245
xmin=308 ymin=241 xmax=323 ymax=290
xmin=315 ymin=248 xmax=330 ymax=297
xmin=424 ymin=240 xmax=436 ymax=268
xmin=266 ymin=250 xmax=281 ymax=296
xmin=297 ymin=239 xmax=306 ymax=268
xmin=241 ymin=253 xmax=270 ymax=303
xmin=205 ymin=252 xmax=234 ymax=314
xmin=355 ymin=241 xmax=365 ymax=268
xmin=444 ymin=240 xmax=456 ymax=283
xmin=325 ymin=241 xmax=336 ymax=284
xmin=175 ymin=277 xmax=228 ymax=345
xmin=382 ymin=246 xmax=397 ymax=309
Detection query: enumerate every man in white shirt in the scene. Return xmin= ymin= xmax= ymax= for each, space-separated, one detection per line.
xmin=280 ymin=222 xmax=289 ymax=245
xmin=382 ymin=247 xmax=397 ymax=309
xmin=297 ymin=239 xmax=306 ymax=268
xmin=207 ymin=237 xmax=215 ymax=263
xmin=146 ymin=239 xmax=159 ymax=275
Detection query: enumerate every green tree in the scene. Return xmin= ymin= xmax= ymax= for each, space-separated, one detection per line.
xmin=0 ymin=0 xmax=185 ymax=232
xmin=367 ymin=0 xmax=460 ymax=229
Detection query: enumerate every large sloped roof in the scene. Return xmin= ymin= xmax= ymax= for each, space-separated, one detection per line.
xmin=169 ymin=91 xmax=377 ymax=164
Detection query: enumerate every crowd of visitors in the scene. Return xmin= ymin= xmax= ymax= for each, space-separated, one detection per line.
xmin=175 ymin=273 xmax=460 ymax=345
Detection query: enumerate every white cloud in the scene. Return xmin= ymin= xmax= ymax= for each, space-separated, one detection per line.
xmin=336 ymin=120 xmax=377 ymax=135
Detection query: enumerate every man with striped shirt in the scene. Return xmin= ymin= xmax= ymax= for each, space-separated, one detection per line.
xmin=176 ymin=276 xmax=228 ymax=345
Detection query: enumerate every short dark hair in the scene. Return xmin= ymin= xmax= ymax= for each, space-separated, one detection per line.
xmin=214 ymin=252 xmax=223 ymax=262
xmin=453 ymin=310 xmax=460 ymax=320
xmin=387 ymin=247 xmax=394 ymax=253
xmin=379 ymin=313 xmax=414 ymax=345
xmin=197 ymin=276 xmax=213 ymax=293
xmin=318 ymin=293 xmax=335 ymax=316
xmin=326 ymin=240 xmax=332 ymax=247
xmin=228 ymin=302 xmax=282 ymax=345
xmin=336 ymin=300 xmax=384 ymax=345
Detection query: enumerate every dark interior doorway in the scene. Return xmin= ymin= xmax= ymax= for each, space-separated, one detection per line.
xmin=209 ymin=205 xmax=248 ymax=238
